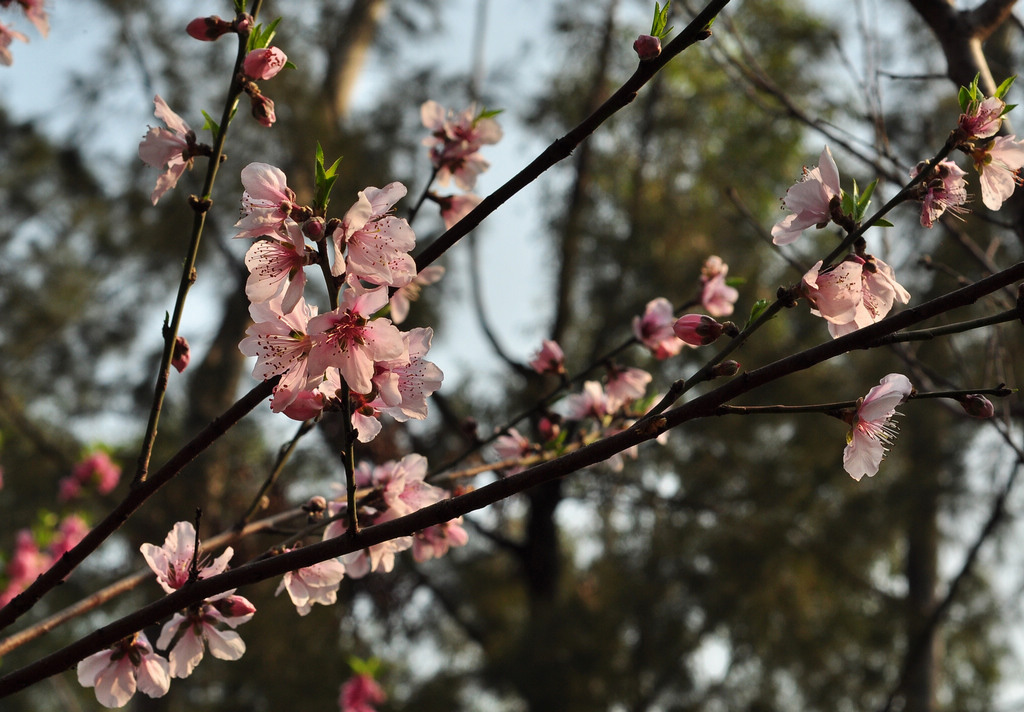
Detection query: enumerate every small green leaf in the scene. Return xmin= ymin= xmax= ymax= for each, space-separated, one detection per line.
xmin=348 ymin=656 xmax=381 ymax=677
xmin=874 ymin=218 xmax=894 ymax=228
xmin=995 ymin=75 xmax=1016 ymax=99
xmin=233 ymin=0 xmax=245 ymax=13
xmin=840 ymin=183 xmax=856 ymax=216
xmin=650 ymin=2 xmax=673 ymax=38
xmin=313 ymin=143 xmax=343 ymax=211
xmin=725 ymin=276 xmax=746 ymax=287
xmin=200 ymin=110 xmax=221 ymax=135
xmin=474 ymin=107 xmax=503 ymax=124
xmin=746 ymin=299 xmax=771 ymax=328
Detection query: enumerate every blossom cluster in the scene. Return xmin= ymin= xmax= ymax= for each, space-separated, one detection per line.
xmin=421 ymin=100 xmax=502 ymax=229
xmin=234 ymin=163 xmax=444 ymax=441
xmin=511 ymin=346 xmax=665 ymax=474
xmin=78 ymin=521 xmax=255 ymax=707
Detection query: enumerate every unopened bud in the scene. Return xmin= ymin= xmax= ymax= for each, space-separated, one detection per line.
xmin=234 ymin=14 xmax=253 ymax=35
xmin=247 ymin=88 xmax=276 ymax=128
xmin=243 ymin=47 xmax=288 ymax=81
xmin=303 ymin=216 xmax=326 ymax=241
xmin=957 ymin=394 xmax=995 ymax=419
xmin=186 ymin=16 xmax=233 ymax=42
xmin=633 ymin=34 xmax=662 ymax=61
xmin=710 ymin=360 xmax=740 ymax=378
xmin=303 ymin=495 xmax=327 ymax=513
xmin=673 ymin=314 xmax=724 ymax=346
xmin=213 ymin=594 xmax=256 ymax=619
xmin=171 ymin=336 xmax=191 ymax=373
xmin=539 ymin=415 xmax=561 ymax=443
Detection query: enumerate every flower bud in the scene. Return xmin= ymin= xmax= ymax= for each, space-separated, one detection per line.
xmin=633 ymin=34 xmax=662 ymax=61
xmin=248 ymin=91 xmax=276 ymax=127
xmin=303 ymin=216 xmax=326 ymax=241
xmin=243 ymin=47 xmax=288 ymax=81
xmin=171 ymin=335 xmax=191 ymax=373
xmin=186 ymin=16 xmax=233 ymax=42
xmin=213 ymin=594 xmax=257 ymax=619
xmin=672 ymin=314 xmax=724 ymax=346
xmin=710 ymin=360 xmax=740 ymax=378
xmin=957 ymin=394 xmax=995 ymax=419
xmin=303 ymin=495 xmax=327 ymax=513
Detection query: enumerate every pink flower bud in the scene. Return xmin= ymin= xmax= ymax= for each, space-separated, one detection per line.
xmin=234 ymin=14 xmax=253 ymax=35
xmin=672 ymin=314 xmax=724 ymax=346
xmin=172 ymin=335 xmax=191 ymax=373
xmin=303 ymin=216 xmax=326 ymax=241
xmin=213 ymin=594 xmax=257 ymax=619
xmin=243 ymin=47 xmax=287 ymax=80
xmin=186 ymin=16 xmax=233 ymax=42
xmin=633 ymin=34 xmax=662 ymax=61
xmin=958 ymin=394 xmax=995 ymax=419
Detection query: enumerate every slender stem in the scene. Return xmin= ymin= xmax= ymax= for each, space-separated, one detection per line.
xmin=237 ymin=420 xmax=314 ymax=527
xmin=133 ymin=2 xmax=264 ymax=485
xmin=342 ymin=384 xmax=359 ymax=533
xmin=407 ymin=166 xmax=440 ymax=225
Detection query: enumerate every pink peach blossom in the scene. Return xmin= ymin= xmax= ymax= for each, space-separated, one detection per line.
xmin=244 ymin=222 xmax=311 ymax=314
xmin=140 ymin=521 xmax=233 ymax=594
xmin=77 ymin=633 xmax=170 ymax=708
xmin=972 ymin=135 xmax=1024 ymax=210
xmin=138 ymin=96 xmax=195 ymax=205
xmin=332 ymin=183 xmax=416 ymax=287
xmin=239 ymin=294 xmax=318 ymax=412
xmin=911 ymin=159 xmax=968 ymax=227
xmin=234 ymin=162 xmax=296 ymax=239
xmin=633 ymin=34 xmax=661 ymax=60
xmin=157 ymin=601 xmax=249 ymax=679
xmin=389 ymin=265 xmax=445 ymax=325
xmin=276 ymin=556 xmax=346 ymax=616
xmin=307 ymin=287 xmax=407 ymax=395
xmin=421 ymin=101 xmax=502 ymax=190
xmin=772 ymin=146 xmax=841 ymax=245
xmin=700 ymin=256 xmax=739 ymax=317
xmin=843 ymin=373 xmax=913 ymax=481
xmin=958 ymin=95 xmax=1005 ymax=140
xmin=439 ymin=192 xmax=482 ymax=229
xmin=529 ymin=339 xmax=565 ymax=375
xmin=633 ymin=297 xmax=683 ymax=359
